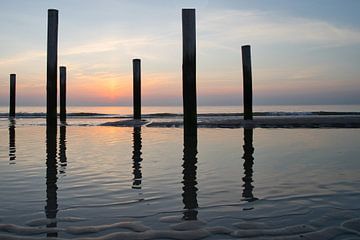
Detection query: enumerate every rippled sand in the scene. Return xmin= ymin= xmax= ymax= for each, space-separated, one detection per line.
xmin=0 ymin=123 xmax=359 ymax=239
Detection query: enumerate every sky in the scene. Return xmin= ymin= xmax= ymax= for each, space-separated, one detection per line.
xmin=0 ymin=0 xmax=359 ymax=106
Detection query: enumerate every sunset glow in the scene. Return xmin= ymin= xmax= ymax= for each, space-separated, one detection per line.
xmin=0 ymin=0 xmax=359 ymax=106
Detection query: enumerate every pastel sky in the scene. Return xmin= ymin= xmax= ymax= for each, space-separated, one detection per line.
xmin=0 ymin=0 xmax=359 ymax=106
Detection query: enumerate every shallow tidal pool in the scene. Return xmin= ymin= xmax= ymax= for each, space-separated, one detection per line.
xmin=0 ymin=122 xmax=360 ymax=239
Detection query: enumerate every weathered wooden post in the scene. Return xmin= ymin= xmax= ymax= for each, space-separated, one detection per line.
xmin=60 ymin=66 xmax=66 ymax=122
xmin=182 ymin=9 xmax=197 ymax=137
xmin=242 ymin=45 xmax=253 ymax=120
xmin=45 ymin=11 xmax=59 ymax=217
xmin=47 ymin=9 xmax=59 ymax=126
xmin=133 ymin=59 xmax=141 ymax=120
xmin=9 ymin=74 xmax=16 ymax=118
xmin=182 ymin=7 xmax=198 ymax=214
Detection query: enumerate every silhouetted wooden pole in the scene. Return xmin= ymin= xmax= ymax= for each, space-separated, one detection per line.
xmin=182 ymin=9 xmax=197 ymax=137
xmin=9 ymin=74 xmax=16 ymax=118
xmin=60 ymin=66 xmax=66 ymax=122
xmin=242 ymin=45 xmax=253 ymax=120
xmin=47 ymin=9 xmax=59 ymax=126
xmin=133 ymin=59 xmax=141 ymax=120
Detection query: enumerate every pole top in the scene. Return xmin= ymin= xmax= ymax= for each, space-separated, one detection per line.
xmin=48 ymin=9 xmax=59 ymax=12
xmin=60 ymin=66 xmax=66 ymax=70
xmin=242 ymin=45 xmax=251 ymax=49
xmin=133 ymin=59 xmax=141 ymax=62
xmin=10 ymin=73 xmax=16 ymax=77
xmin=182 ymin=8 xmax=195 ymax=16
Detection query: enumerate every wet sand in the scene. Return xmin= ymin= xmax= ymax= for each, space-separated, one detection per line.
xmin=101 ymin=115 xmax=360 ymax=128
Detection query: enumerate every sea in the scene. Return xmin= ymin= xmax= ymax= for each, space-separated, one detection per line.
xmin=0 ymin=105 xmax=360 ymax=239
xmin=2 ymin=104 xmax=360 ymax=116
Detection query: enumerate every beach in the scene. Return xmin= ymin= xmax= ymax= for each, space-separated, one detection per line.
xmin=1 ymin=0 xmax=360 ymax=238
xmin=1 ymin=106 xmax=360 ymax=239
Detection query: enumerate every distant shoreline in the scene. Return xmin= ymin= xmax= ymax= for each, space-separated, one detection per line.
xmin=1 ymin=111 xmax=360 ymax=119
xmin=3 ymin=112 xmax=360 ymax=128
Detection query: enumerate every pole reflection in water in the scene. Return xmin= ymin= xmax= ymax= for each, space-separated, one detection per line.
xmin=132 ymin=127 xmax=143 ymax=189
xmin=45 ymin=126 xmax=58 ymax=237
xmin=8 ymin=119 xmax=16 ymax=163
xmin=182 ymin=134 xmax=198 ymax=220
xmin=59 ymin=125 xmax=67 ymax=174
xmin=242 ymin=128 xmax=258 ymax=202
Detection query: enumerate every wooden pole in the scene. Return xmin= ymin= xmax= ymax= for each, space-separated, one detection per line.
xmin=46 ymin=10 xmax=59 ymax=221
xmin=242 ymin=45 xmax=253 ymax=120
xmin=9 ymin=74 xmax=16 ymax=118
xmin=47 ymin=9 xmax=59 ymax=126
xmin=133 ymin=59 xmax=141 ymax=120
xmin=60 ymin=66 xmax=66 ymax=122
xmin=182 ymin=9 xmax=197 ymax=137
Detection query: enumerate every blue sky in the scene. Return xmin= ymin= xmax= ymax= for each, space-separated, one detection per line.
xmin=0 ymin=0 xmax=359 ymax=106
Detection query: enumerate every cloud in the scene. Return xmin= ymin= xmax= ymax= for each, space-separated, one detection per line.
xmin=0 ymin=50 xmax=45 ymax=66
xmin=1 ymin=6 xmax=360 ymax=106
xmin=198 ymin=9 xmax=360 ymax=49
xmin=0 ymin=34 xmax=179 ymax=68
xmin=61 ymin=32 xmax=179 ymax=58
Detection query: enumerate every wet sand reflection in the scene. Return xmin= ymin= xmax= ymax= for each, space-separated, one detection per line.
xmin=59 ymin=125 xmax=67 ymax=174
xmin=45 ymin=126 xmax=58 ymax=237
xmin=8 ymin=119 xmax=16 ymax=163
xmin=132 ymin=127 xmax=143 ymax=189
xmin=182 ymin=133 xmax=198 ymax=220
xmin=242 ymin=128 xmax=258 ymax=202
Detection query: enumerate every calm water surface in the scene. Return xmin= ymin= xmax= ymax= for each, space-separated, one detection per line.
xmin=0 ymin=121 xmax=360 ymax=239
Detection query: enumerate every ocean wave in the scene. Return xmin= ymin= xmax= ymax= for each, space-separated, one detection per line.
xmin=1 ymin=115 xmax=360 ymax=128
xmin=0 ymin=111 xmax=360 ymax=119
xmin=0 ymin=112 xmax=112 ymax=118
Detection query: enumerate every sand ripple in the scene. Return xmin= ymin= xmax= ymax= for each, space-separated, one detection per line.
xmin=1 ymin=215 xmax=360 ymax=240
